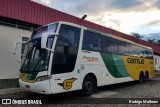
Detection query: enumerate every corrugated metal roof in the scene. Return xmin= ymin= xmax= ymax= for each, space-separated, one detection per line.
xmin=0 ymin=0 xmax=160 ymax=53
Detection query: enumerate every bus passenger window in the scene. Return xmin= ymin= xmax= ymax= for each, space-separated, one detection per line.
xmin=138 ymin=47 xmax=143 ymax=58
xmin=82 ymin=31 xmax=102 ymax=51
xmin=51 ymin=24 xmax=81 ymax=74
xmin=102 ymin=37 xmax=117 ymax=54
xmin=117 ymin=41 xmax=128 ymax=55
xmin=58 ymin=24 xmax=80 ymax=47
xmin=143 ymin=49 xmax=153 ymax=59
xmin=128 ymin=44 xmax=139 ymax=57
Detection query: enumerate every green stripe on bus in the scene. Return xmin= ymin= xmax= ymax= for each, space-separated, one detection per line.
xmin=112 ymin=54 xmax=130 ymax=77
xmin=100 ymin=53 xmax=123 ymax=78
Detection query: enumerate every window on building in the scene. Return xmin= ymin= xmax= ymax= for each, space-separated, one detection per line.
xmin=155 ymin=58 xmax=157 ymax=65
xmin=21 ymin=37 xmax=29 ymax=55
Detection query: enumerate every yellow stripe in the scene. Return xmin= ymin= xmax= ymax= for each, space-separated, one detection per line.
xmin=112 ymin=36 xmax=152 ymax=50
xmin=20 ymin=73 xmax=36 ymax=83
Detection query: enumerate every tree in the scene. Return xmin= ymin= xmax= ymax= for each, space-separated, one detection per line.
xmin=156 ymin=40 xmax=160 ymax=46
xmin=148 ymin=39 xmax=160 ymax=46
xmin=148 ymin=39 xmax=155 ymax=44
xmin=131 ymin=32 xmax=143 ymax=39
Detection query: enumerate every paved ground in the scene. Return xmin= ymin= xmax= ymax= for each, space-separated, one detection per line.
xmin=0 ymin=77 xmax=160 ymax=106
xmin=0 ymin=88 xmax=24 ymax=95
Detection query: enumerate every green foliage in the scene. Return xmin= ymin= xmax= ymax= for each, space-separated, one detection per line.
xmin=148 ymin=39 xmax=160 ymax=46
xmin=148 ymin=39 xmax=155 ymax=43
xmin=131 ymin=32 xmax=143 ymax=39
xmin=130 ymin=32 xmax=160 ymax=46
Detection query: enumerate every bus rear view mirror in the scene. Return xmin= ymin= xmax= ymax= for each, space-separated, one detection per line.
xmin=41 ymin=32 xmax=58 ymax=52
xmin=41 ymin=33 xmax=48 ymax=49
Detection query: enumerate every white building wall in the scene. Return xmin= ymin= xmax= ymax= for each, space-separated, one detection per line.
xmin=0 ymin=25 xmax=32 ymax=79
xmin=154 ymin=55 xmax=160 ymax=73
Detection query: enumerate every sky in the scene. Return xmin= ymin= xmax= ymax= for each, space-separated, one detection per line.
xmin=32 ymin=0 xmax=160 ymax=35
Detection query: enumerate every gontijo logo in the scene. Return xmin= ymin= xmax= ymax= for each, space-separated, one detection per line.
xmin=127 ymin=58 xmax=144 ymax=64
xmin=58 ymin=78 xmax=77 ymax=90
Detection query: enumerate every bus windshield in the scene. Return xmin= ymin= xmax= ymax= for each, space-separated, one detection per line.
xmin=20 ymin=23 xmax=58 ymax=73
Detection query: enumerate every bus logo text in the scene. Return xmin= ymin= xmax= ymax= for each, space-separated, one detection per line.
xmin=127 ymin=58 xmax=144 ymax=64
xmin=83 ymin=56 xmax=98 ymax=62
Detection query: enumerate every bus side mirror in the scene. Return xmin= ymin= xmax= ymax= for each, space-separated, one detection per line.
xmin=41 ymin=33 xmax=48 ymax=49
xmin=41 ymin=32 xmax=58 ymax=52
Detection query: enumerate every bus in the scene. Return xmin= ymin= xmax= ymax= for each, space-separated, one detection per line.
xmin=17 ymin=21 xmax=155 ymax=96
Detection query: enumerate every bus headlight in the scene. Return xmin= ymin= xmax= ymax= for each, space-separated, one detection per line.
xmin=36 ymin=75 xmax=51 ymax=82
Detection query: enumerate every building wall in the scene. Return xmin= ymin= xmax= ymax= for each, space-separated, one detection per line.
xmin=154 ymin=55 xmax=160 ymax=73
xmin=0 ymin=25 xmax=31 ymax=79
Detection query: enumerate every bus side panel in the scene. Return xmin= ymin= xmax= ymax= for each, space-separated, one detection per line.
xmin=122 ymin=56 xmax=155 ymax=80
xmin=100 ymin=53 xmax=133 ymax=85
xmin=79 ymin=51 xmax=103 ymax=87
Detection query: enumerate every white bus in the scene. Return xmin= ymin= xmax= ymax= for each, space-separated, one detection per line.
xmin=18 ymin=21 xmax=154 ymax=96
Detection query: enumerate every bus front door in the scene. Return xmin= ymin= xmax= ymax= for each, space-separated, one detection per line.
xmin=50 ymin=45 xmax=80 ymax=94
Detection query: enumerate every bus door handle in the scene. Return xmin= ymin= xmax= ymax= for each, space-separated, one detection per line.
xmin=54 ymin=78 xmax=61 ymax=80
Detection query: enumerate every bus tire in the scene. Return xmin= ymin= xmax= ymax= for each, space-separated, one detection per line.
xmin=139 ymin=72 xmax=145 ymax=83
xmin=82 ymin=76 xmax=95 ymax=97
xmin=145 ymin=71 xmax=149 ymax=81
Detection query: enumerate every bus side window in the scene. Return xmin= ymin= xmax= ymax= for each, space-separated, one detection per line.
xmin=117 ymin=41 xmax=128 ymax=55
xmin=58 ymin=24 xmax=80 ymax=47
xmin=82 ymin=31 xmax=102 ymax=52
xmin=138 ymin=47 xmax=144 ymax=58
xmin=102 ymin=37 xmax=117 ymax=54
xmin=51 ymin=24 xmax=80 ymax=74
xmin=149 ymin=49 xmax=153 ymax=59
xmin=143 ymin=49 xmax=153 ymax=59
xmin=128 ymin=44 xmax=139 ymax=57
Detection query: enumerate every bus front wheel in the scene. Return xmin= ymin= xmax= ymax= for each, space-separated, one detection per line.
xmin=82 ymin=76 xmax=95 ymax=97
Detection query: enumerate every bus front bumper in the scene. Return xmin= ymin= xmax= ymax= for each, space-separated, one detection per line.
xmin=19 ymin=79 xmax=51 ymax=94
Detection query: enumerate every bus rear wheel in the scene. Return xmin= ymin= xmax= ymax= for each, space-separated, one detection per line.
xmin=82 ymin=76 xmax=95 ymax=97
xmin=145 ymin=71 xmax=149 ymax=81
xmin=139 ymin=72 xmax=145 ymax=83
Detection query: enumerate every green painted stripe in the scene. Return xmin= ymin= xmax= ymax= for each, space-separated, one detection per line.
xmin=100 ymin=53 xmax=123 ymax=78
xmin=112 ymin=54 xmax=130 ymax=77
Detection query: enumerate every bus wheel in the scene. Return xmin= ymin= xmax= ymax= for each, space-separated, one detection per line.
xmin=145 ymin=71 xmax=149 ymax=81
xmin=139 ymin=72 xmax=145 ymax=83
xmin=82 ymin=76 xmax=95 ymax=97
